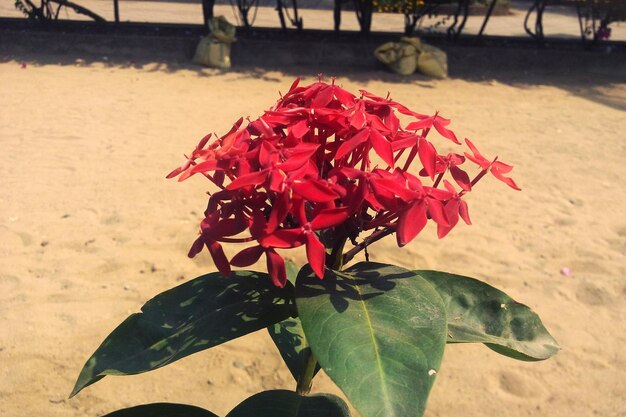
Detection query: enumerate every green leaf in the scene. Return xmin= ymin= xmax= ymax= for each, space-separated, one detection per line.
xmin=226 ymin=390 xmax=350 ymax=417
xmin=267 ymin=317 xmax=320 ymax=382
xmin=285 ymin=260 xmax=300 ymax=286
xmin=101 ymin=403 xmax=219 ymax=417
xmin=416 ymin=270 xmax=560 ymax=361
xmin=296 ymin=262 xmax=447 ymax=417
xmin=72 ymin=271 xmax=294 ymax=397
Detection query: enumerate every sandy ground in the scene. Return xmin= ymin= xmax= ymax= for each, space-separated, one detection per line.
xmin=0 ymin=47 xmax=625 ymax=417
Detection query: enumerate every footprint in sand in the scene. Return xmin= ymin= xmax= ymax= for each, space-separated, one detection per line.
xmin=498 ymin=370 xmax=546 ymax=399
xmin=554 ymin=216 xmax=576 ymax=227
xmin=0 ymin=226 xmax=34 ymax=247
xmin=575 ymin=281 xmax=612 ymax=306
xmin=615 ymin=225 xmax=626 ymax=238
xmin=0 ymin=275 xmax=21 ymax=293
xmin=101 ymin=212 xmax=122 ymax=225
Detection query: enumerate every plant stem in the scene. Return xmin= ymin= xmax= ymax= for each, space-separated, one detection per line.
xmin=342 ymin=227 xmax=395 ymax=265
xmin=296 ymin=349 xmax=318 ymax=395
xmin=328 ymin=234 xmax=347 ymax=271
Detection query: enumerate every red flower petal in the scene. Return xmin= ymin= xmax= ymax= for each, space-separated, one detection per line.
xmin=267 ymin=191 xmax=291 ymax=233
xmin=189 ymin=159 xmax=219 ymax=175
xmin=290 ymin=119 xmax=309 ymax=139
xmin=279 ymin=145 xmax=319 ymax=171
xmin=226 ymin=170 xmax=269 ymax=190
xmin=464 ymin=138 xmax=490 ymax=169
xmin=396 ymin=201 xmax=427 ymax=246
xmin=260 ymin=229 xmax=306 ymax=248
xmin=418 ymin=137 xmax=437 ymax=180
xmin=405 ymin=118 xmax=433 ymax=131
xmin=450 ymin=165 xmax=471 ymax=191
xmin=459 ymin=200 xmax=471 ymax=225
xmin=312 ymin=85 xmax=334 ymax=108
xmin=335 ymin=128 xmax=370 ymax=160
xmin=310 ymin=207 xmax=350 ymax=230
xmin=427 ymin=198 xmax=449 ymax=228
xmin=490 ymin=163 xmax=521 ymax=190
xmin=292 ymin=180 xmax=339 ymax=203
xmin=433 ymin=118 xmax=460 ymax=144
xmin=166 ymin=166 xmax=184 ymax=180
xmin=206 ymin=239 xmax=231 ymax=277
xmin=369 ymin=128 xmax=395 ymax=168
xmin=187 ymin=236 xmax=205 ymax=258
xmin=437 ymin=200 xmax=460 ymax=239
xmin=305 ymin=233 xmax=326 ymax=279
xmin=231 ymin=245 xmax=265 ymax=267
xmin=266 ymin=249 xmax=287 ymax=288
xmin=333 ymin=86 xmax=356 ymax=106
xmin=209 ymin=218 xmax=248 ymax=237
xmin=350 ymin=107 xmax=367 ymax=130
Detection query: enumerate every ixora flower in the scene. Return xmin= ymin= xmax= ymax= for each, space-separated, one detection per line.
xmin=72 ymin=78 xmax=558 ymax=417
xmin=168 ymin=77 xmax=520 ymax=287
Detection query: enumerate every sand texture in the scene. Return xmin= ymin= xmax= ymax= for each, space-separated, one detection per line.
xmin=0 ymin=56 xmax=625 ymax=417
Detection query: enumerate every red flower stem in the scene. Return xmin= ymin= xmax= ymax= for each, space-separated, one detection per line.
xmin=394 ymin=147 xmax=406 ymax=164
xmin=402 ymin=146 xmax=418 ymax=172
xmin=203 ymin=173 xmax=225 ymax=190
xmin=470 ymin=168 xmax=489 ymax=188
xmin=217 ymin=237 xmax=254 ymax=243
xmin=432 ymin=171 xmax=445 ymax=188
xmin=342 ymin=227 xmax=395 ymax=265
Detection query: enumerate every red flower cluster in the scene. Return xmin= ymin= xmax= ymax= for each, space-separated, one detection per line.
xmin=168 ymin=78 xmax=519 ymax=287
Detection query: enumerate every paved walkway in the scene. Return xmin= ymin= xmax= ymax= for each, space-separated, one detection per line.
xmin=2 ymin=0 xmax=625 ymax=41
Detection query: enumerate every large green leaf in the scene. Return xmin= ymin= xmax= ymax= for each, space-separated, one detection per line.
xmin=72 ymin=271 xmax=294 ymax=397
xmin=267 ymin=317 xmax=320 ymax=382
xmin=296 ymin=262 xmax=447 ymax=417
xmin=416 ymin=270 xmax=559 ymax=361
xmin=226 ymin=390 xmax=350 ymax=417
xmin=101 ymin=403 xmax=219 ymax=417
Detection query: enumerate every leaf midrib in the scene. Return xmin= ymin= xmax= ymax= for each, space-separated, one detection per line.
xmin=338 ymin=271 xmax=393 ymax=416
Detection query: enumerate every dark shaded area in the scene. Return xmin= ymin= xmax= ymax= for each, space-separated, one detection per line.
xmin=295 ymin=262 xmax=414 ymax=312
xmin=101 ymin=403 xmax=219 ymax=417
xmin=268 ymin=318 xmax=321 ymax=382
xmin=1 ymin=18 xmax=625 ymax=110
xmin=226 ymin=390 xmax=351 ymax=417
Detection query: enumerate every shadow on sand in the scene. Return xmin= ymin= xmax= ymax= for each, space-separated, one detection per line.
xmin=1 ymin=24 xmax=624 ymax=110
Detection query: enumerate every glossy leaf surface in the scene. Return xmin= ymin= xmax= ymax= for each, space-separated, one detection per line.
xmin=296 ymin=262 xmax=447 ymax=417
xmin=101 ymin=403 xmax=219 ymax=417
xmin=417 ymin=270 xmax=559 ymax=361
xmin=72 ymin=271 xmax=294 ymax=397
xmin=226 ymin=390 xmax=350 ymax=417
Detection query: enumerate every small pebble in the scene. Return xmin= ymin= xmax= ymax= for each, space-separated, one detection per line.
xmin=560 ymin=267 xmax=572 ymax=277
